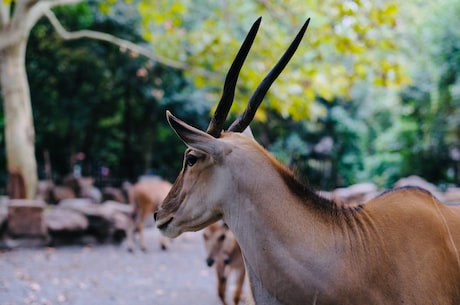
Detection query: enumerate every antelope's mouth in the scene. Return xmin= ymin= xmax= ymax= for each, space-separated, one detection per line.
xmin=156 ymin=217 xmax=174 ymax=231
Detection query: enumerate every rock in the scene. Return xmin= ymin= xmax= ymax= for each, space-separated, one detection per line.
xmin=45 ymin=207 xmax=89 ymax=231
xmin=102 ymin=187 xmax=128 ymax=203
xmin=63 ymin=174 xmax=81 ymax=194
xmin=50 ymin=186 xmax=76 ymax=204
xmin=443 ymin=187 xmax=460 ymax=205
xmin=2 ymin=236 xmax=49 ymax=248
xmin=59 ymin=198 xmax=95 ymax=211
xmin=58 ymin=199 xmax=131 ymax=243
xmin=80 ymin=186 xmax=102 ymax=204
xmin=0 ymin=196 xmax=8 ymax=237
xmin=58 ymin=199 xmax=111 ymax=242
xmin=7 ymin=200 xmax=47 ymax=237
xmin=36 ymin=180 xmax=54 ymax=202
xmin=102 ymin=200 xmax=133 ymax=216
xmin=45 ymin=207 xmax=89 ymax=246
xmin=38 ymin=176 xmax=103 ymax=204
xmin=393 ymin=175 xmax=444 ymax=201
xmin=99 ymin=201 xmax=133 ymax=243
xmin=111 ymin=211 xmax=131 ymax=243
xmin=77 ymin=177 xmax=102 ymax=204
xmin=332 ymin=182 xmax=378 ymax=205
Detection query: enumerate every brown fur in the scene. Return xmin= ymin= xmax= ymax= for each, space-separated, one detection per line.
xmin=203 ymin=222 xmax=246 ymax=305
xmin=127 ymin=177 xmax=172 ymax=252
xmin=155 ymin=123 xmax=460 ymax=304
xmin=154 ymin=17 xmax=460 ymax=303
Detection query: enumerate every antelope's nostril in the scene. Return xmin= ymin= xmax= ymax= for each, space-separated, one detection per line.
xmin=206 ymin=257 xmax=215 ymax=267
xmin=153 ymin=211 xmax=158 ymax=221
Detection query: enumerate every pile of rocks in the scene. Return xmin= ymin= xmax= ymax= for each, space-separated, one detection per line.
xmin=0 ymin=197 xmax=133 ymax=249
xmin=2 ymin=175 xmax=459 ymax=249
xmin=331 ymin=175 xmax=460 ymax=206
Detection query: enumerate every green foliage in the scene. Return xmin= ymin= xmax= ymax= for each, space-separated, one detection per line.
xmin=276 ymin=0 xmax=460 ymax=189
xmin=129 ymin=0 xmax=433 ymax=189
xmin=25 ymin=1 xmax=206 ymax=183
xmin=136 ymin=0 xmax=406 ymax=122
xmin=392 ymin=0 xmax=460 ymax=185
xmin=2 ymin=0 xmax=458 ymax=191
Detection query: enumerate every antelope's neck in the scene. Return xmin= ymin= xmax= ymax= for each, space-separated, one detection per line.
xmin=222 ymin=170 xmax=346 ymax=303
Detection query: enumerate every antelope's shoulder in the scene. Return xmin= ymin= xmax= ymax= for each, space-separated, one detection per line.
xmin=366 ymin=186 xmax=442 ymax=214
xmin=376 ymin=186 xmax=437 ymax=201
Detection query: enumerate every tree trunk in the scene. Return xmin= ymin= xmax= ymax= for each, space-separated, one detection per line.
xmin=0 ymin=40 xmax=38 ymax=199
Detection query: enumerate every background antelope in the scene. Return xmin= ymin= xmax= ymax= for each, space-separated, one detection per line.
xmin=203 ymin=222 xmax=245 ymax=305
xmin=155 ymin=17 xmax=460 ymax=304
xmin=127 ymin=176 xmax=171 ymax=252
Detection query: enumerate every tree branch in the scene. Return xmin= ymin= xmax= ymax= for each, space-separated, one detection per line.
xmin=44 ymin=9 xmax=188 ymax=70
xmin=44 ymin=8 xmax=218 ymax=78
xmin=0 ymin=1 xmax=11 ymax=27
xmin=0 ymin=0 xmax=85 ymax=50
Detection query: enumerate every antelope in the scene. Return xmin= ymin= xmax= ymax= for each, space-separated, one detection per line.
xmin=127 ymin=177 xmax=171 ymax=252
xmin=154 ymin=17 xmax=460 ymax=304
xmin=203 ymin=222 xmax=246 ymax=305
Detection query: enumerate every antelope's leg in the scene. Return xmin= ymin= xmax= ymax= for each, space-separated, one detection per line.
xmin=126 ymin=212 xmax=136 ymax=252
xmin=138 ymin=214 xmax=147 ymax=252
xmin=233 ymin=267 xmax=246 ymax=305
xmin=216 ymin=262 xmax=228 ymax=305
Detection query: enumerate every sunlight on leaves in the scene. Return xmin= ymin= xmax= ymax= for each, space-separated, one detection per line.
xmin=134 ymin=0 xmax=407 ymax=122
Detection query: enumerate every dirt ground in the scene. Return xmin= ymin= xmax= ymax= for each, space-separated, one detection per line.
xmin=0 ymin=228 xmax=250 ymax=305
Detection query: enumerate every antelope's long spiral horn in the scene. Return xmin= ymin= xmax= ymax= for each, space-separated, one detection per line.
xmin=206 ymin=17 xmax=262 ymax=138
xmin=228 ymin=18 xmax=310 ymax=133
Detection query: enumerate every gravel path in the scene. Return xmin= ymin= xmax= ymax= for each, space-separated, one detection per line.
xmin=0 ymin=229 xmax=250 ymax=305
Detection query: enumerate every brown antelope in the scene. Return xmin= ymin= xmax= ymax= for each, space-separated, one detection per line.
xmin=154 ymin=17 xmax=460 ymax=304
xmin=127 ymin=177 xmax=171 ymax=252
xmin=203 ymin=222 xmax=245 ymax=305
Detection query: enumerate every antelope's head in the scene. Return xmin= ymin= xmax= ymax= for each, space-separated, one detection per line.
xmin=154 ymin=17 xmax=310 ymax=238
xmin=203 ymin=222 xmax=231 ymax=267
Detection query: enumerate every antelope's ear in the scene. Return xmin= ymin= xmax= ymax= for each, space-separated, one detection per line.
xmin=166 ymin=111 xmax=217 ymax=154
xmin=242 ymin=126 xmax=255 ymax=139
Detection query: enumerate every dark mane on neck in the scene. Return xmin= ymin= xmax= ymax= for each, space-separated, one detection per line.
xmin=280 ymin=165 xmax=338 ymax=213
xmin=278 ymin=164 xmax=366 ymax=217
xmin=263 ymin=150 xmax=338 ymax=213
xmin=246 ymin=136 xmax=362 ymax=216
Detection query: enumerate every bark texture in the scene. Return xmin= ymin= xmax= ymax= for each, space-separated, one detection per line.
xmin=0 ymin=41 xmax=37 ymax=199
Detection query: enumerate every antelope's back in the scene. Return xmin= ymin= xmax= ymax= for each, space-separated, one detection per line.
xmin=368 ymin=186 xmax=460 ymax=234
xmin=366 ymin=187 xmax=460 ymax=294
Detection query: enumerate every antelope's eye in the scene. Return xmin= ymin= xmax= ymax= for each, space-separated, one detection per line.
xmin=185 ymin=154 xmax=198 ymax=167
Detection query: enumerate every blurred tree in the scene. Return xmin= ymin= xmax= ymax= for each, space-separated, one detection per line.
xmin=0 ymin=0 xmax=49 ymax=198
xmin=0 ymin=0 xmax=196 ymax=197
xmin=137 ymin=0 xmax=406 ymax=122
xmin=394 ymin=0 xmax=460 ymax=185
xmin=265 ymin=95 xmax=369 ymax=189
xmin=27 ymin=2 xmax=208 ymax=184
xmin=5 ymin=0 xmax=454 ymax=198
xmin=0 ymin=0 xmax=145 ymax=197
xmin=28 ymin=3 xmax=148 ymax=182
xmin=133 ymin=0 xmax=411 ymax=190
